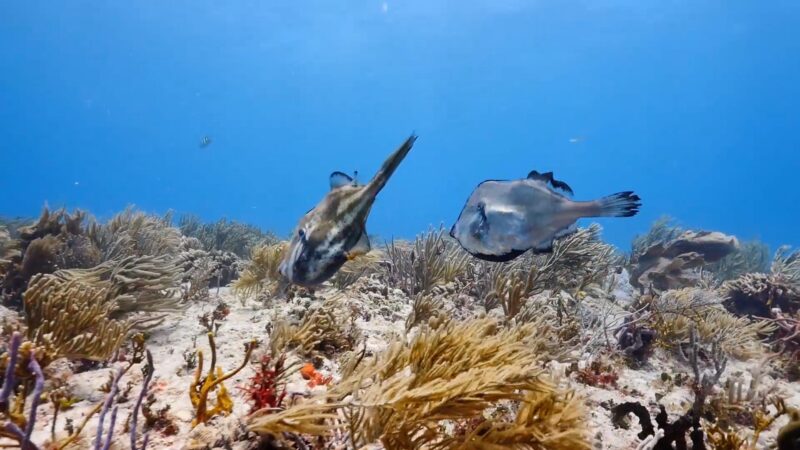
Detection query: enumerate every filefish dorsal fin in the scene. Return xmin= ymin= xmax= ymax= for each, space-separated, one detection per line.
xmin=527 ymin=170 xmax=574 ymax=197
xmin=330 ymin=171 xmax=355 ymax=190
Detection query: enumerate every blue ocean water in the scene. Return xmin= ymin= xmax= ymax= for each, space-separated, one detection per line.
xmin=1 ymin=1 xmax=798 ymax=250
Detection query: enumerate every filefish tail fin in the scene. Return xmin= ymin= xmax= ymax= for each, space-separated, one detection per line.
xmin=365 ymin=134 xmax=417 ymax=198
xmin=590 ymin=191 xmax=642 ymax=217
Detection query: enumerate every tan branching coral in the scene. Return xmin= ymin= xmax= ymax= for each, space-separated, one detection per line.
xmin=252 ymin=317 xmax=588 ymax=449
xmin=179 ymin=214 xmax=277 ymax=258
xmin=647 ymin=288 xmax=773 ymax=359
xmin=434 ymin=390 xmax=587 ymax=450
xmin=53 ymin=255 xmax=184 ymax=317
xmin=479 ymin=224 xmax=616 ymax=319
xmin=269 ymin=297 xmax=360 ymax=358
xmin=0 ymin=225 xmax=20 ymax=270
xmin=723 ymin=272 xmax=800 ymax=317
xmin=384 ymin=227 xmax=469 ymax=296
xmin=772 ymin=246 xmax=800 ymax=284
xmin=233 ymin=242 xmax=287 ymax=299
xmin=190 ymin=333 xmax=257 ymax=426
xmin=405 ymin=293 xmax=445 ymax=332
xmin=88 ymin=207 xmax=181 ymax=260
xmin=332 ymin=250 xmax=384 ymax=290
xmin=23 ymin=274 xmax=133 ymax=361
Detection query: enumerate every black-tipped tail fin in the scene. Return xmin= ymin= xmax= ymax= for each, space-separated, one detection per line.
xmin=593 ymin=191 xmax=641 ymax=217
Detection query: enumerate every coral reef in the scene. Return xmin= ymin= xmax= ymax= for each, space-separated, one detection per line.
xmin=0 ymin=225 xmax=20 ymax=270
xmin=179 ymin=214 xmax=277 ymax=258
xmin=0 ymin=207 xmax=797 ymax=450
xmin=631 ymin=216 xmax=685 ymax=265
xmin=476 ymin=224 xmax=617 ymax=320
xmin=0 ymin=332 xmax=45 ymax=450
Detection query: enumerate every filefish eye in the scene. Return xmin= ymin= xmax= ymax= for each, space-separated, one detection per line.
xmin=298 ymin=229 xmax=307 ymax=241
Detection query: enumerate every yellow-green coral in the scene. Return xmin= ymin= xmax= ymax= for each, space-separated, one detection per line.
xmin=647 ymin=288 xmax=774 ymax=359
xmin=53 ymin=255 xmax=184 ymax=318
xmin=23 ymin=274 xmax=132 ymax=361
xmin=88 ymin=207 xmax=181 ymax=260
xmin=252 ymin=317 xmax=588 ymax=449
xmin=384 ymin=227 xmax=470 ymax=296
xmin=233 ymin=242 xmax=287 ymax=299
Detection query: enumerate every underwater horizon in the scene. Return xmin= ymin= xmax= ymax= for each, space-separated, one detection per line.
xmin=2 ymin=1 xmax=799 ymax=251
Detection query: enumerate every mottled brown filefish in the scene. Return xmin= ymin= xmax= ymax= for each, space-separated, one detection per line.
xmin=279 ymin=134 xmax=417 ymax=286
xmin=450 ymin=170 xmax=641 ymax=262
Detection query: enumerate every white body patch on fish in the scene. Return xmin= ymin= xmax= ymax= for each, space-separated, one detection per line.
xmin=450 ymin=170 xmax=641 ymax=262
xmin=279 ymin=135 xmax=417 ymax=286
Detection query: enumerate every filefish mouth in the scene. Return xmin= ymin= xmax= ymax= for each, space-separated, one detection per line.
xmin=448 ymin=225 xmax=456 ymax=238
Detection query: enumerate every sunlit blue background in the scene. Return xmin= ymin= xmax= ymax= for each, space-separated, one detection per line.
xmin=1 ymin=1 xmax=798 ymax=250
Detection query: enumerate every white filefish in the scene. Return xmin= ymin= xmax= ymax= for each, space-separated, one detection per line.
xmin=279 ymin=134 xmax=417 ymax=287
xmin=450 ymin=170 xmax=641 ymax=262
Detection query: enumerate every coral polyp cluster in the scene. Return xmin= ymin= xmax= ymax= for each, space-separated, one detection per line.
xmin=0 ymin=209 xmax=797 ymax=449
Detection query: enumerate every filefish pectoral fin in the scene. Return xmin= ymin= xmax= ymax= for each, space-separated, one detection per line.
xmin=350 ymin=229 xmax=371 ymax=254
